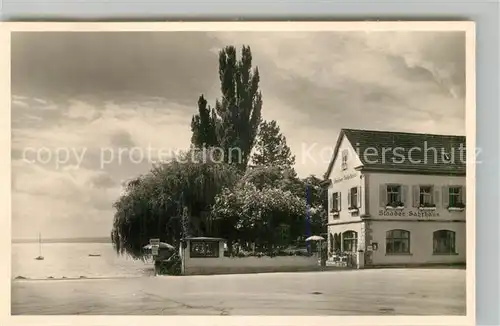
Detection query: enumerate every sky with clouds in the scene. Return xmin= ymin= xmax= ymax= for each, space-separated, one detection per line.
xmin=11 ymin=30 xmax=466 ymax=239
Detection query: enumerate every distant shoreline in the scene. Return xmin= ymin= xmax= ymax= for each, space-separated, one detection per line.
xmin=12 ymin=237 xmax=111 ymax=244
xmin=13 ymin=275 xmax=149 ymax=281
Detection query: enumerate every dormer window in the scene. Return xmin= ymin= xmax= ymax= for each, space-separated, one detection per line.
xmin=341 ymin=150 xmax=348 ymax=170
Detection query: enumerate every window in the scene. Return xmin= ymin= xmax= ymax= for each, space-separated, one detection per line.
xmin=349 ymin=187 xmax=358 ymax=209
xmin=332 ymin=233 xmax=341 ymax=252
xmin=381 ymin=184 xmax=405 ymax=208
xmin=433 ymin=230 xmax=456 ymax=254
xmin=190 ymin=240 xmax=220 ymax=258
xmin=387 ymin=185 xmax=401 ymax=204
xmin=331 ymin=192 xmax=340 ymax=212
xmin=342 ymin=231 xmax=358 ymax=252
xmin=341 ymin=150 xmax=348 ymax=170
xmin=386 ymin=229 xmax=410 ymax=254
xmin=449 ymin=187 xmax=463 ymax=207
xmin=419 ymin=186 xmax=433 ymax=206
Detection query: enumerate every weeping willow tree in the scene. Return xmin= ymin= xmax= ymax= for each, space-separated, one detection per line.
xmin=111 ymin=148 xmax=240 ymax=259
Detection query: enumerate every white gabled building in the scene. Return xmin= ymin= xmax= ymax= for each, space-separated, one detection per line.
xmin=323 ymin=128 xmax=466 ymax=267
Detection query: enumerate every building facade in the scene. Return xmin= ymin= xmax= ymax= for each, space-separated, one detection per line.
xmin=323 ymin=129 xmax=467 ymax=267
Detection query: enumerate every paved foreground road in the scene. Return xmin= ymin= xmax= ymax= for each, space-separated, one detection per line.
xmin=11 ymin=268 xmax=466 ymax=315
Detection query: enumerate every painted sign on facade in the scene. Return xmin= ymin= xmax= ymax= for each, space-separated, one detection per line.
xmin=333 ymin=173 xmax=358 ymax=184
xmin=378 ymin=209 xmax=440 ymax=218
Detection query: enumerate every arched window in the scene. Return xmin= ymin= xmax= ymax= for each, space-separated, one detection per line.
xmin=433 ymin=230 xmax=456 ymax=254
xmin=386 ymin=229 xmax=410 ymax=254
xmin=342 ymin=231 xmax=358 ymax=252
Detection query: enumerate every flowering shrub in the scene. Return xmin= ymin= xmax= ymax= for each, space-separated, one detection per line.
xmin=224 ymin=249 xmax=312 ymax=258
xmin=212 ymin=182 xmax=316 ymax=249
xmin=386 ymin=201 xmax=405 ymax=208
xmin=448 ymin=202 xmax=465 ymax=209
xmin=419 ymin=202 xmax=436 ymax=208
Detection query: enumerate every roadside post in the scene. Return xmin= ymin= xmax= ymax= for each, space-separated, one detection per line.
xmin=150 ymin=238 xmax=160 ymax=275
xmin=151 ymin=246 xmax=159 ymax=256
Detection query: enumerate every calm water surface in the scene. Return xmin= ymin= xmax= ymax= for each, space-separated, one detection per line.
xmin=12 ymin=243 xmax=153 ymax=279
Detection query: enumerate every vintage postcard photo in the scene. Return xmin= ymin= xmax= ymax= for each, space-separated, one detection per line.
xmin=1 ymin=21 xmax=475 ymax=325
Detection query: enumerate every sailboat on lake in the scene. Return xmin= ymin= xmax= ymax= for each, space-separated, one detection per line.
xmin=35 ymin=232 xmax=44 ymax=260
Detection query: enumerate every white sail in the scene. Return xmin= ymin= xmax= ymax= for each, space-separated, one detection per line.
xmin=35 ymin=232 xmax=44 ymax=260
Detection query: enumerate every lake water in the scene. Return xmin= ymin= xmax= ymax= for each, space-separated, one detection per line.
xmin=12 ymin=243 xmax=154 ymax=280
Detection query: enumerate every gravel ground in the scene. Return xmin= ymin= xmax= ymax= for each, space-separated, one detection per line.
xmin=11 ymin=268 xmax=466 ymax=315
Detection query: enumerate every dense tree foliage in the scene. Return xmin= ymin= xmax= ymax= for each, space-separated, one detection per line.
xmin=212 ymin=166 xmax=327 ymax=254
xmin=251 ymin=120 xmax=295 ymax=169
xmin=212 ymin=182 xmax=306 ymax=253
xmin=302 ymin=175 xmax=329 ymax=237
xmin=111 ymin=45 xmax=328 ymax=259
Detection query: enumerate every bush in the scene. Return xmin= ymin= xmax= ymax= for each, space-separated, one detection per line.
xmin=225 ymin=249 xmax=312 ymax=258
xmin=156 ymin=253 xmax=182 ymax=275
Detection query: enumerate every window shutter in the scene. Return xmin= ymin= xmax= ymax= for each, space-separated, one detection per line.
xmin=412 ymin=185 xmax=419 ymax=207
xmin=462 ymin=186 xmax=466 ymax=204
xmin=401 ymin=185 xmax=408 ymax=206
xmin=442 ymin=186 xmax=449 ymax=207
xmin=347 ymin=189 xmax=351 ymax=207
xmin=329 ymin=192 xmax=333 ymax=211
xmin=379 ymin=184 xmax=386 ymax=207
xmin=357 ymin=186 xmax=362 ymax=208
xmin=339 ymin=192 xmax=342 ymax=210
xmin=434 ymin=188 xmax=440 ymax=207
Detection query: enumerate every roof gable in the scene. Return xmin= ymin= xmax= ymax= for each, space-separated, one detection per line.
xmin=324 ymin=128 xmax=466 ymax=179
xmin=324 ymin=129 xmax=359 ymax=179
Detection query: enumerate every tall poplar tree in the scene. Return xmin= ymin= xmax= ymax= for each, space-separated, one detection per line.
xmin=190 ymin=45 xmax=262 ymax=171
xmin=191 ymin=95 xmax=218 ymax=148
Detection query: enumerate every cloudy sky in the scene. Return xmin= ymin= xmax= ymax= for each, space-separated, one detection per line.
xmin=11 ymin=30 xmax=466 ymax=239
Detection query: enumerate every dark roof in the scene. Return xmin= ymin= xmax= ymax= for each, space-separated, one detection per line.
xmin=324 ymin=128 xmax=466 ymax=178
